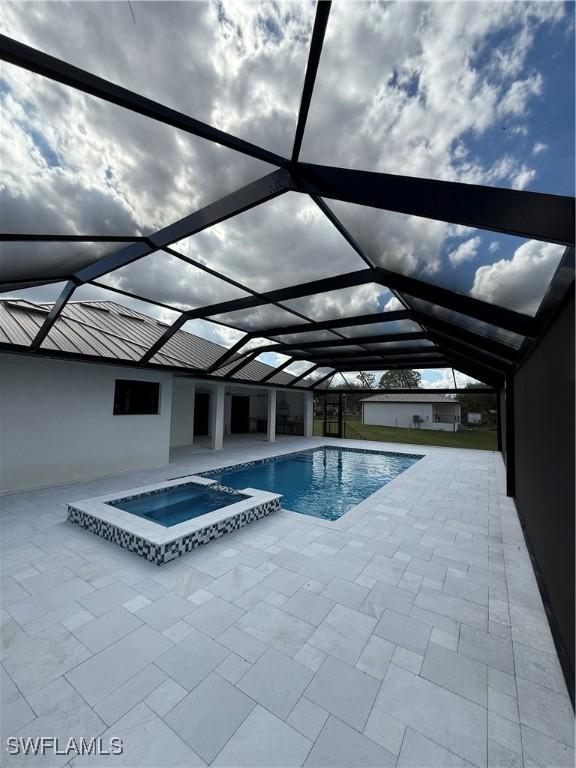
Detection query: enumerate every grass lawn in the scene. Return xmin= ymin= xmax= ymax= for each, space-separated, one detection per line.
xmin=313 ymin=419 xmax=498 ymax=451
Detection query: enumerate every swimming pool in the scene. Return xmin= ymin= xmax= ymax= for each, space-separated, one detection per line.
xmin=201 ymin=446 xmax=422 ymax=521
xmin=109 ymin=483 xmax=250 ymax=527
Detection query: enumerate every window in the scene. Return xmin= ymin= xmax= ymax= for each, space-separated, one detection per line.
xmin=113 ymin=379 xmax=160 ymax=415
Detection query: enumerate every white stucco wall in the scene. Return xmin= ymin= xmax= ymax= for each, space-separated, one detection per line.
xmin=363 ymin=401 xmax=435 ymax=429
xmin=362 ymin=401 xmax=458 ymax=431
xmin=170 ymin=378 xmax=195 ymax=447
xmin=304 ymin=391 xmax=314 ymax=437
xmin=0 ymin=354 xmax=173 ymax=492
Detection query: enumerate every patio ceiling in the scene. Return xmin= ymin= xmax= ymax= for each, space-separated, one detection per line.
xmin=0 ymin=2 xmax=574 ymax=392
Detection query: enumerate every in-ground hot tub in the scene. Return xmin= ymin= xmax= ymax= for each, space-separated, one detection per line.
xmin=68 ymin=476 xmax=281 ymax=565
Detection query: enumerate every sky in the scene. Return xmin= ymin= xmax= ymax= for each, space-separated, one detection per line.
xmin=0 ymin=0 xmax=574 ymax=388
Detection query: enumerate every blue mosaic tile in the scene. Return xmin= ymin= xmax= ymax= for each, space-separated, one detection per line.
xmin=195 ymin=445 xmax=424 ymax=481
xmin=67 ymin=496 xmax=280 ymax=565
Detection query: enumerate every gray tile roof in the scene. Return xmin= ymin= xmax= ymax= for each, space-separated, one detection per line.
xmin=0 ymin=299 xmax=295 ymax=384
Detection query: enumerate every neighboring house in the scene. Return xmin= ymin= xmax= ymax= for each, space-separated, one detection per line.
xmin=467 ymin=412 xmax=482 ymax=425
xmin=361 ymin=393 xmax=461 ymax=432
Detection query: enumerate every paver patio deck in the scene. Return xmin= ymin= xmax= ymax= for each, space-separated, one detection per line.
xmin=1 ymin=436 xmax=573 ymax=767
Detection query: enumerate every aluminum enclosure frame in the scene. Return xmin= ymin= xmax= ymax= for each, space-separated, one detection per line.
xmin=0 ymin=2 xmax=573 ymax=395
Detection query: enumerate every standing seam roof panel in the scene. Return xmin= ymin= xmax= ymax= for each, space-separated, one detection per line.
xmin=0 ymin=300 xmax=297 ymax=383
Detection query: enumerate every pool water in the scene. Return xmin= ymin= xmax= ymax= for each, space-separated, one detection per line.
xmin=203 ymin=446 xmax=421 ymax=521
xmin=110 ymin=484 xmax=249 ymax=527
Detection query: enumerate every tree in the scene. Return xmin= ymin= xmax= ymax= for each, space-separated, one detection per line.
xmin=378 ymin=369 xmax=421 ymax=388
xmin=457 ymin=383 xmax=496 ymax=427
xmin=356 ymin=372 xmax=376 ymax=388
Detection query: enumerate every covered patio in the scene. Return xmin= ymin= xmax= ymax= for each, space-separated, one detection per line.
xmin=170 ymin=380 xmax=314 ymax=451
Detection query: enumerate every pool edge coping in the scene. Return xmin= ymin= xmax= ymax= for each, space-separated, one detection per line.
xmin=67 ymin=475 xmax=282 ymax=565
xmin=195 ymin=444 xmax=424 ymax=524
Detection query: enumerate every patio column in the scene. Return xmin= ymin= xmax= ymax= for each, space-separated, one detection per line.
xmin=188 ymin=382 xmax=196 ymax=445
xmin=170 ymin=378 xmax=196 ymax=447
xmin=210 ymin=383 xmax=225 ymax=450
xmin=304 ymin=391 xmax=314 ymax=437
xmin=267 ymin=389 xmax=277 ymax=442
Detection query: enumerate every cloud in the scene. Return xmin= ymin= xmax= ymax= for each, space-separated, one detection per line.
xmin=284 ymin=360 xmax=315 ymax=376
xmin=470 ymin=240 xmax=565 ymax=315
xmin=384 ymin=295 xmax=404 ymax=311
xmin=419 ymin=368 xmax=481 ymax=388
xmin=99 ymin=250 xmax=251 ymax=311
xmin=510 ymin=165 xmax=536 ymax=190
xmin=532 ymin=141 xmax=548 ymax=155
xmin=283 ymin=281 xmax=384 ymax=322
xmin=0 ymin=62 xmax=273 ymax=244
xmin=498 ymin=73 xmax=543 ymax=117
xmin=258 ymin=351 xmax=289 ymax=368
xmin=331 ymin=202 xmax=449 ymax=278
xmin=0 ymin=0 xmax=313 ymax=256
xmin=176 ymin=192 xmax=366 ymax=295
xmin=298 ymin=2 xmax=564 ymax=293
xmin=0 ymin=0 xmax=568 ymax=351
xmin=301 ymin=2 xmax=561 ymax=184
xmin=448 ymin=236 xmax=481 ymax=266
xmin=0 ymin=0 xmax=314 ymax=154
xmin=446 ymin=224 xmax=476 ymax=238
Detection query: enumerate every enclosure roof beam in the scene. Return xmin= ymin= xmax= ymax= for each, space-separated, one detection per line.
xmin=183 ymin=269 xmax=373 ymax=321
xmin=309 ymin=196 xmax=374 ymax=268
xmin=0 ymin=234 xmax=145 ymax=243
xmin=30 ymin=280 xmax=77 ymax=349
xmin=437 ymin=353 xmax=507 ymax=388
xmin=438 ymin=355 xmax=504 ymax=389
xmin=221 ymin=351 xmax=262 ymax=379
xmin=287 ymin=364 xmax=319 ymax=387
xmin=254 ymin=310 xmax=411 ymax=339
xmin=291 ymin=1 xmax=331 ymax=163
xmin=312 ymin=387 xmax=496 ymax=394
xmin=425 ymin=331 xmax=515 ymax=374
xmin=297 ymin=163 xmax=575 ymax=246
xmin=0 ymin=343 xmax=317 ymax=390
xmin=322 ymin=353 xmax=449 ymax=365
xmin=250 ymin=331 xmax=427 ymax=354
xmin=76 ymin=170 xmax=293 ymax=284
xmin=335 ymin=359 xmax=451 ymax=371
xmin=0 ymin=34 xmax=287 ymax=168
xmin=309 ymin=370 xmax=336 ymax=389
xmin=205 ymin=334 xmax=255 ymax=374
xmin=531 ymin=247 xmax=575 ymax=337
xmin=410 ymin=313 xmax=521 ymax=361
xmin=372 ymin=270 xmax=536 ymax=337
xmin=259 ymin=357 xmax=295 ymax=384
xmin=303 ymin=346 xmax=442 ymax=364
xmin=23 ymin=170 xmax=294 ymax=348
xmin=140 ymin=268 xmax=373 ymax=363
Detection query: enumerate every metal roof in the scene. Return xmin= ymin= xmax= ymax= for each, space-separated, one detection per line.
xmin=361 ymin=393 xmax=459 ymax=404
xmin=0 ymin=299 xmax=296 ymax=384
